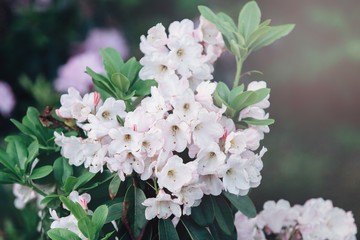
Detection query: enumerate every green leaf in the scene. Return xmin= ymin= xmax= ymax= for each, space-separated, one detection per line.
xmin=101 ymin=231 xmax=115 ymax=240
xmin=123 ymin=185 xmax=147 ymax=238
xmin=230 ymin=91 xmax=259 ymax=111
xmin=60 ymin=196 xmax=88 ymax=221
xmin=217 ymin=12 xmax=237 ymax=32
xmin=73 ymin=171 xmax=96 ymax=190
xmin=29 ymin=165 xmax=53 ymax=180
xmin=209 ymin=221 xmax=237 ymax=240
xmin=0 ymin=150 xmax=16 ymax=174
xmin=10 ymin=119 xmax=33 ymax=136
xmin=47 ymin=228 xmax=82 ymax=240
xmin=251 ymin=24 xmax=295 ymax=51
xmin=100 ymin=48 xmax=123 ymax=79
xmin=238 ymin=1 xmax=261 ymax=38
xmin=130 ymin=79 xmax=157 ymax=97
xmin=5 ymin=135 xmax=28 ymax=170
xmin=78 ymin=216 xmax=96 ymax=240
xmin=191 ymin=195 xmax=214 ymax=227
xmin=158 ymin=218 xmax=180 ymax=240
xmin=242 ymin=118 xmax=275 ymax=126
xmin=86 ymin=67 xmax=118 ymax=99
xmin=223 ymin=191 xmax=257 ymax=218
xmin=216 ymin=82 xmax=230 ymax=102
xmin=212 ymin=196 xmax=234 ymax=235
xmin=40 ymin=194 xmax=60 ymax=205
xmin=63 ymin=176 xmax=78 ymax=193
xmin=0 ymin=170 xmax=18 ymax=184
xmin=120 ymin=57 xmax=142 ymax=83
xmin=105 ymin=202 xmax=123 ymax=223
xmin=246 ymin=26 xmax=271 ymax=47
xmin=26 ymin=140 xmax=39 ymax=166
xmin=255 ymin=88 xmax=270 ymax=103
xmin=116 ymin=115 xmax=125 ymax=126
xmin=111 ymin=73 xmax=130 ymax=93
xmin=228 ymin=84 xmax=245 ymax=103
xmin=92 ymin=205 xmax=108 ymax=232
xmin=109 ymin=174 xmax=121 ymax=200
xmin=181 ymin=217 xmax=215 ymax=240
xmin=53 ymin=157 xmax=73 ymax=186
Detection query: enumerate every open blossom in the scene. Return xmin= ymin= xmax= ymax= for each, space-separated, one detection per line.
xmin=13 ymin=184 xmax=37 ymax=209
xmin=142 ymin=190 xmax=182 ymax=220
xmin=157 ymin=155 xmax=193 ymax=192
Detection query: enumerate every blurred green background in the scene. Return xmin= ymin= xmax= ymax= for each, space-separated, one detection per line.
xmin=0 ymin=0 xmax=359 ymax=238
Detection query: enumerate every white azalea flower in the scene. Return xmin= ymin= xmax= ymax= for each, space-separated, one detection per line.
xmin=196 ymin=142 xmax=226 ymax=175
xmin=157 ymin=155 xmax=193 ymax=192
xmin=142 ymin=190 xmax=182 ymax=220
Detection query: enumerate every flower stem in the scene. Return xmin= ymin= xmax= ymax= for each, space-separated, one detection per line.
xmin=26 ymin=182 xmax=47 ymax=196
xmin=232 ymin=56 xmax=243 ymax=89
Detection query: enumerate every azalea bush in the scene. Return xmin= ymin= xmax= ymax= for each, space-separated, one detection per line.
xmin=0 ymin=1 xmax=357 ymax=240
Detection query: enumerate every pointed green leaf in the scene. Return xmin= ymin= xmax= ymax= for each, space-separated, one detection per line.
xmin=100 ymin=48 xmax=123 ymax=79
xmin=78 ymin=216 xmax=96 ymax=240
xmin=26 ymin=140 xmax=39 ymax=165
xmin=123 ymin=185 xmax=147 ymax=238
xmin=120 ymin=57 xmax=142 ymax=83
xmin=47 ymin=228 xmax=82 ymax=240
xmin=158 ymin=218 xmax=180 ymax=240
xmin=60 ymin=196 xmax=88 ymax=221
xmin=230 ymin=91 xmax=259 ymax=111
xmin=63 ymin=176 xmax=78 ymax=193
xmin=130 ymin=79 xmax=157 ymax=97
xmin=217 ymin=12 xmax=237 ymax=31
xmin=255 ymin=88 xmax=270 ymax=103
xmin=212 ymin=196 xmax=234 ymax=235
xmin=209 ymin=221 xmax=237 ymax=240
xmin=105 ymin=202 xmax=123 ymax=223
xmin=111 ymin=73 xmax=130 ymax=93
xmin=181 ymin=217 xmax=215 ymax=240
xmin=0 ymin=170 xmax=18 ymax=184
xmin=109 ymin=174 xmax=121 ymax=200
xmin=73 ymin=171 xmax=96 ymax=189
xmin=191 ymin=195 xmax=214 ymax=227
xmin=228 ymin=84 xmax=245 ymax=103
xmin=223 ymin=191 xmax=257 ymax=218
xmin=251 ymin=24 xmax=295 ymax=51
xmin=246 ymin=26 xmax=271 ymax=47
xmin=0 ymin=150 xmax=16 ymax=173
xmin=53 ymin=157 xmax=73 ymax=186
xmin=29 ymin=165 xmax=53 ymax=180
xmin=92 ymin=205 xmax=108 ymax=232
xmin=238 ymin=1 xmax=261 ymax=38
xmin=216 ymin=82 xmax=230 ymax=102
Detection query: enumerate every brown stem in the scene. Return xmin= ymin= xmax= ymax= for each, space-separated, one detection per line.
xmin=39 ymin=106 xmax=79 ymax=132
xmin=122 ymin=201 xmax=136 ymax=240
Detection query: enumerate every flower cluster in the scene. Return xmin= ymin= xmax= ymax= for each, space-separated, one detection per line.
xmin=54 ymin=17 xmax=271 ymax=221
xmin=234 ymin=198 xmax=357 ymax=240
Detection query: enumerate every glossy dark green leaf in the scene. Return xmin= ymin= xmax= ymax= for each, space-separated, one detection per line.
xmin=101 ymin=231 xmax=115 ymax=240
xmin=63 ymin=176 xmax=78 ymax=193
xmin=191 ymin=195 xmax=215 ymax=227
xmin=105 ymin=202 xmax=123 ymax=223
xmin=26 ymin=140 xmax=39 ymax=167
xmin=158 ymin=218 xmax=180 ymax=240
xmin=92 ymin=205 xmax=108 ymax=232
xmin=123 ymin=185 xmax=147 ymax=238
xmin=86 ymin=67 xmax=118 ymax=99
xmin=0 ymin=150 xmax=16 ymax=174
xmin=238 ymin=1 xmax=261 ymax=38
xmin=53 ymin=157 xmax=73 ymax=186
xmin=78 ymin=216 xmax=96 ymax=240
xmin=251 ymin=24 xmax=295 ymax=51
xmin=212 ymin=196 xmax=234 ymax=235
xmin=60 ymin=196 xmax=88 ymax=221
xmin=181 ymin=217 xmax=215 ymax=240
xmin=40 ymin=194 xmax=60 ymax=205
xmin=47 ymin=228 xmax=82 ymax=240
xmin=29 ymin=165 xmax=53 ymax=180
xmin=109 ymin=174 xmax=121 ymax=200
xmin=223 ymin=191 xmax=257 ymax=218
xmin=5 ymin=135 xmax=28 ymax=170
xmin=209 ymin=221 xmax=237 ymax=240
xmin=73 ymin=171 xmax=96 ymax=189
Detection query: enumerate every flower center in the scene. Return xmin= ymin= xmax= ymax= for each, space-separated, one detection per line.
xmin=102 ymin=110 xmax=110 ymax=119
xmin=177 ymin=48 xmax=184 ymax=57
xmin=208 ymin=152 xmax=216 ymax=159
xmin=124 ymin=134 xmax=132 ymax=141
xmin=183 ymin=103 xmax=190 ymax=111
xmin=160 ymin=64 xmax=168 ymax=72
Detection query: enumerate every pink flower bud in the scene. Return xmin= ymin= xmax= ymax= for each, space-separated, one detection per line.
xmin=94 ymin=91 xmax=101 ymax=107
xmin=79 ymin=196 xmax=88 ymax=210
xmin=222 ymin=127 xmax=228 ymax=140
